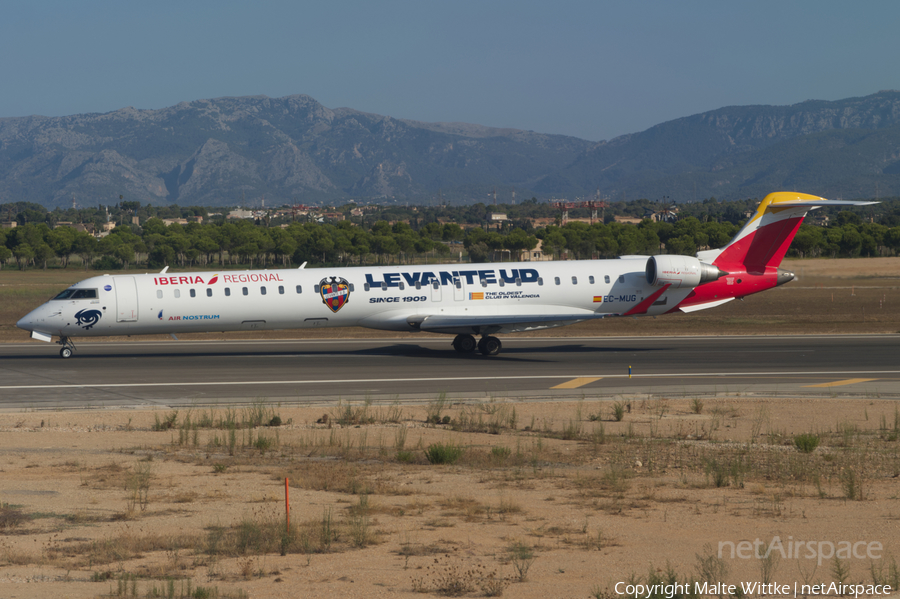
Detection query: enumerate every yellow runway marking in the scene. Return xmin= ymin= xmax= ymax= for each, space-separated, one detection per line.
xmin=803 ymin=378 xmax=878 ymax=388
xmin=551 ymin=377 xmax=602 ymax=389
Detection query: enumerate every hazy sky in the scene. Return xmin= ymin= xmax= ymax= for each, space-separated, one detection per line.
xmin=3 ymin=0 xmax=898 ymax=141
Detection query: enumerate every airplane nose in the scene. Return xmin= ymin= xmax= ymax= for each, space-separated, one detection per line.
xmin=16 ymin=314 xmax=34 ymax=332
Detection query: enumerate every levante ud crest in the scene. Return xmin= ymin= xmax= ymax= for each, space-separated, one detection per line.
xmin=320 ymin=276 xmax=351 ymax=313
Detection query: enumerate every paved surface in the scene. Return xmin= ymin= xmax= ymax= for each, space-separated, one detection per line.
xmin=1 ymin=335 xmax=899 ymax=410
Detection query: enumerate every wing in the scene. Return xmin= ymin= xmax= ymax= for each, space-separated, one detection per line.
xmin=411 ymin=311 xmax=609 ymax=335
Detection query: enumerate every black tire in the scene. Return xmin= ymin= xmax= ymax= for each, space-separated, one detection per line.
xmin=479 ymin=336 xmax=502 ymax=356
xmin=453 ymin=334 xmax=477 ymax=353
xmin=60 ymin=347 xmax=73 ymax=359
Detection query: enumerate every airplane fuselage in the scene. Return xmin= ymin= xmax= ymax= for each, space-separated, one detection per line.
xmin=20 ymin=258 xmax=714 ymax=341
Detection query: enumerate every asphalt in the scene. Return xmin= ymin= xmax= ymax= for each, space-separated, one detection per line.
xmin=0 ymin=335 xmax=898 ymax=410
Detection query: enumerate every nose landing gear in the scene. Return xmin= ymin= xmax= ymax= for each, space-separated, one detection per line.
xmin=57 ymin=336 xmax=76 ymax=359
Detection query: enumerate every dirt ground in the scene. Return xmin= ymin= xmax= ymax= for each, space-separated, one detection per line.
xmin=0 ymin=398 xmax=899 ymax=599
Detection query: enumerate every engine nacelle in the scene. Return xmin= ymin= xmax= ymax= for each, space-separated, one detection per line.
xmin=646 ymin=255 xmax=725 ymax=288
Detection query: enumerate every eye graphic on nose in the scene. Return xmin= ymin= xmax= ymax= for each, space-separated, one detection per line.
xmin=75 ymin=309 xmax=102 ymax=330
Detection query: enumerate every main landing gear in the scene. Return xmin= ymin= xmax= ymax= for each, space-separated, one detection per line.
xmin=57 ymin=336 xmax=75 ymax=359
xmin=452 ymin=334 xmax=502 ymax=357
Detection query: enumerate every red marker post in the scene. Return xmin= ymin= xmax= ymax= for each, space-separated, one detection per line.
xmin=285 ymin=477 xmax=290 ymax=531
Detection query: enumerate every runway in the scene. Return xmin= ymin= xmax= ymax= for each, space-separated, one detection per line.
xmin=1 ymin=335 xmax=899 ymax=410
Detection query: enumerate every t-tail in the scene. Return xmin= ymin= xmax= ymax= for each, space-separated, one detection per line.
xmin=675 ymin=192 xmax=876 ymax=313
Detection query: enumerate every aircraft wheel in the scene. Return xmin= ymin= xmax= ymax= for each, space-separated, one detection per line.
xmin=452 ymin=334 xmax=477 ymax=353
xmin=479 ymin=336 xmax=502 ymax=356
xmin=59 ymin=347 xmax=73 ymax=359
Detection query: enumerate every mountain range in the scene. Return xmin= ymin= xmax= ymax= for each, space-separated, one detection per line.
xmin=2 ymin=91 xmax=899 ymax=209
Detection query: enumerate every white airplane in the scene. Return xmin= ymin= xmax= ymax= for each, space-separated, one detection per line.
xmin=17 ymin=192 xmax=873 ymax=358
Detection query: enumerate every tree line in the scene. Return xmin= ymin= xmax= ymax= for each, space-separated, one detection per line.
xmin=2 ymin=209 xmax=899 ymax=271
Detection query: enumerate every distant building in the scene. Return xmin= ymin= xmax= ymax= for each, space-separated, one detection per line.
xmin=161 ymin=218 xmax=188 ymax=226
xmin=0 ymin=221 xmax=16 ymax=229
xmin=518 ymin=239 xmax=553 ymax=262
xmin=613 ymin=215 xmax=643 ymax=225
xmin=645 ymin=206 xmax=678 ymax=223
xmin=489 ymin=213 xmax=508 ymax=221
xmin=809 ymin=214 xmax=830 ymax=226
xmin=228 ymin=209 xmax=254 ymax=219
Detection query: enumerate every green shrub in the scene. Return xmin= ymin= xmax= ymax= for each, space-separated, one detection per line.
xmin=793 ymin=433 xmax=820 ymax=453
xmin=490 ymin=445 xmax=511 ymax=462
xmin=425 ymin=442 xmax=463 ymax=465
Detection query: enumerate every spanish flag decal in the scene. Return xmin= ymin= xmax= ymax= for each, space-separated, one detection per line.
xmin=593 ymin=296 xmax=603 ymax=303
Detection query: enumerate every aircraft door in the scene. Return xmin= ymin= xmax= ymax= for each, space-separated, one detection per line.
xmin=453 ymin=277 xmax=464 ymax=301
xmin=430 ymin=280 xmax=442 ymax=302
xmin=115 ymin=277 xmax=139 ymax=322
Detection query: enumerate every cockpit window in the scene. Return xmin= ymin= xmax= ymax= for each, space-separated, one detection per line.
xmin=52 ymin=289 xmax=97 ymax=300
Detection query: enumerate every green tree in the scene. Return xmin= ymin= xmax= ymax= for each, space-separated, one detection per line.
xmin=73 ymin=233 xmax=98 ymax=269
xmin=13 ymin=243 xmax=34 ymax=269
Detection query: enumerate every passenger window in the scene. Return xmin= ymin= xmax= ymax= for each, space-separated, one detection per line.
xmin=480 ymin=279 xmax=487 ymax=287
xmin=364 ymin=283 xmax=370 ymax=291
xmin=314 ymin=285 xmax=320 ymax=293
xmin=589 ymin=276 xmax=595 ymax=284
xmin=399 ymin=282 xmax=405 ymax=290
xmin=454 ymin=279 xmax=461 ymax=289
xmin=156 ymin=290 xmax=163 ymax=299
xmin=572 ymin=276 xmax=578 ymax=285
xmin=538 ymin=278 xmax=543 ymax=286
xmin=242 ymin=287 xmax=248 ymax=296
xmin=174 ymin=289 xmax=181 ymax=299
xmin=499 ymin=279 xmax=505 ymax=287
xmin=619 ymin=275 xmax=625 ymax=283
xmin=295 ymin=285 xmax=302 ymax=294
xmin=349 ymin=284 xmax=355 ymax=292
xmin=554 ymin=277 xmax=560 ymax=285
xmin=225 ymin=288 xmax=231 ymax=297
xmin=516 ymin=278 xmax=522 ymax=286
xmin=605 ymin=275 xmax=611 ymax=284
xmin=278 ymin=286 xmax=284 ymax=295
xmin=190 ymin=289 xmax=196 ymax=298
xmin=432 ymin=281 xmax=439 ymax=290
xmin=415 ymin=281 xmax=421 ymax=290
xmin=381 ymin=282 xmax=388 ymax=291
xmin=206 ymin=288 xmax=212 ymax=297
xmin=261 ymin=287 xmax=267 ymax=295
